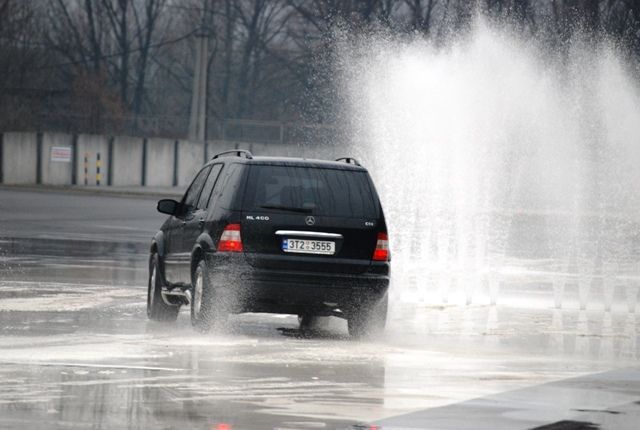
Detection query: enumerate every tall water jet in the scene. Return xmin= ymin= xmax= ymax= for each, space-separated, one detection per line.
xmin=343 ymin=21 xmax=640 ymax=310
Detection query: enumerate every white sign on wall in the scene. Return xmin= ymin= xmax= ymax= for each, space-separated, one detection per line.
xmin=51 ymin=146 xmax=72 ymax=162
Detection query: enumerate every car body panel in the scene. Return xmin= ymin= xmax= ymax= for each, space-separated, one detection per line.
xmin=151 ymin=154 xmax=390 ymax=318
xmin=204 ymin=251 xmax=389 ymax=315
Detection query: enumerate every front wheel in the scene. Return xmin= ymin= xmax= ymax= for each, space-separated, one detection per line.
xmin=191 ymin=259 xmax=228 ymax=332
xmin=147 ymin=254 xmax=179 ymax=322
xmin=347 ymin=293 xmax=388 ymax=339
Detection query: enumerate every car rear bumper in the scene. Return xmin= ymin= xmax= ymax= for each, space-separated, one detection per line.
xmin=205 ymin=252 xmax=389 ymax=315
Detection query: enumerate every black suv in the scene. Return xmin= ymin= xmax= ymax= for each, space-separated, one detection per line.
xmin=147 ymin=150 xmax=390 ymax=337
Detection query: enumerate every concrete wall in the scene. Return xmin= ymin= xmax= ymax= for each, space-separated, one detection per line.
xmin=2 ymin=132 xmax=38 ymax=184
xmin=177 ymin=140 xmax=205 ymax=186
xmin=207 ymin=140 xmax=289 ymax=158
xmin=112 ymin=136 xmax=143 ymax=186
xmin=76 ymin=134 xmax=110 ymax=186
xmin=41 ymin=132 xmax=73 ymax=185
xmin=207 ymin=139 xmax=338 ymax=160
xmin=0 ymin=131 xmax=337 ymax=187
xmin=146 ymin=138 xmax=174 ymax=187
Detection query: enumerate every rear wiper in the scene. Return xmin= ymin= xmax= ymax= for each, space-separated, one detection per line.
xmin=260 ymin=204 xmax=312 ymax=214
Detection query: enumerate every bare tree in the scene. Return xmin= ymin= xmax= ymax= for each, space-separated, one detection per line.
xmin=405 ymin=0 xmax=439 ymax=34
xmin=233 ymin=0 xmax=292 ymax=118
xmin=101 ymin=0 xmax=130 ymax=103
xmin=4 ymin=0 xmax=640 ymax=136
xmin=220 ymin=0 xmax=236 ymax=119
xmin=130 ymin=0 xmax=166 ymax=116
xmin=0 ymin=0 xmax=49 ymax=129
xmin=43 ymin=0 xmax=169 ymax=129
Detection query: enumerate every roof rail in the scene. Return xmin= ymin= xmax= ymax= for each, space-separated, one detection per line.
xmin=212 ymin=149 xmax=253 ymax=160
xmin=335 ymin=157 xmax=361 ymax=166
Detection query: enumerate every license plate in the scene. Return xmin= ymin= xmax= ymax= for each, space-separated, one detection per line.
xmin=282 ymin=238 xmax=335 ymax=255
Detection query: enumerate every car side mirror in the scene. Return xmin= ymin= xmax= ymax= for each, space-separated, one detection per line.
xmin=157 ymin=199 xmax=179 ymax=216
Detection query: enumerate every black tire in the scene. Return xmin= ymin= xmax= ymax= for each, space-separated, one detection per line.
xmin=190 ymin=259 xmax=227 ymax=332
xmin=347 ymin=293 xmax=388 ymax=339
xmin=147 ymin=253 xmax=180 ymax=322
xmin=298 ymin=314 xmax=320 ymax=331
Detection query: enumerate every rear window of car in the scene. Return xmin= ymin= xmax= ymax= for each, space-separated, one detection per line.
xmin=243 ymin=165 xmax=378 ymax=218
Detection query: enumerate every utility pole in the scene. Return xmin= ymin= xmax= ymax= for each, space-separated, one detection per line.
xmin=188 ymin=0 xmax=210 ymax=143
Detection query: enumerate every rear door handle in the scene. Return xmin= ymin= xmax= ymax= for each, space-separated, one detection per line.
xmin=198 ymin=218 xmax=205 ymax=228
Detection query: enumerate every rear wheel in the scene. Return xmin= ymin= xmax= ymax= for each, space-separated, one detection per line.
xmin=191 ymin=259 xmax=227 ymax=332
xmin=347 ymin=293 xmax=388 ymax=339
xmin=147 ymin=254 xmax=180 ymax=322
xmin=298 ymin=314 xmax=320 ymax=331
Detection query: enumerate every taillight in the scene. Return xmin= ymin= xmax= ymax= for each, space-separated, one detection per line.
xmin=372 ymin=232 xmax=389 ymax=261
xmin=217 ymin=223 xmax=243 ymax=252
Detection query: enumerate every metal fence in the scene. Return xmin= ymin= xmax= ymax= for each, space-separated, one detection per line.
xmin=209 ymin=119 xmax=344 ymax=146
xmin=1 ymin=113 xmax=343 ymax=146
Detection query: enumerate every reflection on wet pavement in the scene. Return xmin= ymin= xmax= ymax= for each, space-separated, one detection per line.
xmin=376 ymin=367 xmax=640 ymax=429
xmin=0 ymin=188 xmax=638 ymax=429
xmin=1 ymin=237 xmax=638 ymax=429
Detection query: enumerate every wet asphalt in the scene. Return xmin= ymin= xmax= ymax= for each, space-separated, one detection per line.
xmin=0 ymin=186 xmax=639 ymax=430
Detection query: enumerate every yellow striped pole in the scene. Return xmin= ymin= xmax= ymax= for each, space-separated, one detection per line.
xmin=84 ymin=153 xmax=88 ymax=185
xmin=96 ymin=152 xmax=101 ymax=186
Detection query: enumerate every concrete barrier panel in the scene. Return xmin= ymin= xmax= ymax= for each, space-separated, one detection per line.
xmin=41 ymin=132 xmax=73 ymax=185
xmin=76 ymin=134 xmax=110 ymax=186
xmin=0 ymin=130 xmax=339 ymax=187
xmin=146 ymin=138 xmax=174 ymax=187
xmin=112 ymin=136 xmax=143 ymax=186
xmin=207 ymin=140 xmax=336 ymax=160
xmin=246 ymin=142 xmax=270 ymax=156
xmin=207 ymin=140 xmax=290 ymax=158
xmin=177 ymin=140 xmax=205 ymax=186
xmin=301 ymin=142 xmax=338 ymax=160
xmin=2 ymin=132 xmax=38 ymax=184
xmin=207 ymin=140 xmax=243 ymax=158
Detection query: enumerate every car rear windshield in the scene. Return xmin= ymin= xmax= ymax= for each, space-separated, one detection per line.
xmin=243 ymin=165 xmax=378 ymax=218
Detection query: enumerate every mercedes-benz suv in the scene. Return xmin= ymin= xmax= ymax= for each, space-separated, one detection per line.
xmin=147 ymin=150 xmax=390 ymax=338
